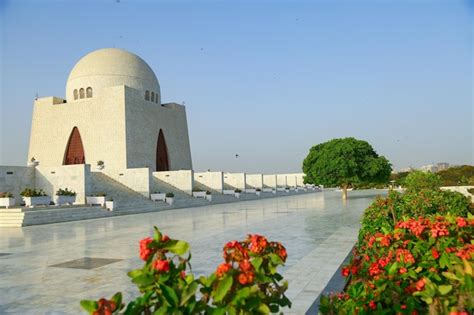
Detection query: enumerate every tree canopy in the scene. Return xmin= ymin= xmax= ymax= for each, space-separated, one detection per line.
xmin=302 ymin=137 xmax=392 ymax=189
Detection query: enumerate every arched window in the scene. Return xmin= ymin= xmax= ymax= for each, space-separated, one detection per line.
xmin=155 ymin=95 xmax=159 ymax=103
xmin=64 ymin=127 xmax=85 ymax=165
xmin=151 ymin=92 xmax=155 ymax=102
xmin=73 ymin=89 xmax=78 ymax=100
xmin=145 ymin=90 xmax=150 ymax=101
xmin=86 ymin=87 xmax=93 ymax=98
xmin=79 ymin=88 xmax=85 ymax=99
xmin=156 ymin=129 xmax=170 ymax=171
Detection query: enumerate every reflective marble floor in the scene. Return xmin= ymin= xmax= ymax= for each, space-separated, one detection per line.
xmin=0 ymin=190 xmax=383 ymax=314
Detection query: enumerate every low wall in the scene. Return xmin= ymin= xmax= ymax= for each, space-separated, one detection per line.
xmin=35 ymin=164 xmax=89 ymax=204
xmin=285 ymin=175 xmax=297 ymax=187
xmin=223 ymin=173 xmax=246 ymax=190
xmin=0 ymin=166 xmax=35 ymax=204
xmin=246 ymin=174 xmax=263 ymax=189
xmin=296 ymin=173 xmax=305 ymax=186
xmin=153 ymin=170 xmax=194 ymax=195
xmin=104 ymin=167 xmax=151 ymax=197
xmin=194 ymin=172 xmax=223 ymax=193
xmin=263 ymin=174 xmax=277 ymax=188
xmin=441 ymin=186 xmax=474 ymax=202
xmin=276 ymin=174 xmax=287 ymax=187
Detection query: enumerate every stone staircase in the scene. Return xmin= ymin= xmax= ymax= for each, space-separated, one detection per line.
xmin=89 ymin=172 xmax=158 ymax=210
xmin=151 ymin=177 xmax=209 ymax=208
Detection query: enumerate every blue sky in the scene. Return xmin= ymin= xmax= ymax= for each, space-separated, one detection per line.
xmin=0 ymin=0 xmax=472 ymax=173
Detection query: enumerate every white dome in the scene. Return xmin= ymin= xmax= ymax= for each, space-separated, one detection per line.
xmin=66 ymin=48 xmax=160 ymax=103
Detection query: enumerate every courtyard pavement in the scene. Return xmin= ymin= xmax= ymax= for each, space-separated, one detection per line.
xmin=0 ymin=190 xmax=383 ymax=314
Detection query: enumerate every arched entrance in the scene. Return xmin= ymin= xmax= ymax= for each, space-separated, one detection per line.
xmin=63 ymin=127 xmax=85 ymax=165
xmin=156 ymin=129 xmax=169 ymax=171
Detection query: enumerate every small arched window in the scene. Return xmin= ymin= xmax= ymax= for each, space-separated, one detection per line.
xmin=86 ymin=87 xmax=93 ymax=98
xmin=73 ymin=89 xmax=78 ymax=100
xmin=79 ymin=88 xmax=85 ymax=99
xmin=151 ymin=92 xmax=155 ymax=102
xmin=145 ymin=90 xmax=150 ymax=101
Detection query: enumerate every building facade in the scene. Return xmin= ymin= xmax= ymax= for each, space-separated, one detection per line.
xmin=28 ymin=48 xmax=193 ymax=172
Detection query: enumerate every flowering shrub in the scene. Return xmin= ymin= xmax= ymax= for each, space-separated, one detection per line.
xmin=359 ymin=189 xmax=472 ymax=239
xmin=80 ymin=227 xmax=290 ymax=314
xmin=320 ymin=193 xmax=474 ymax=315
xmin=321 ymin=214 xmax=474 ymax=314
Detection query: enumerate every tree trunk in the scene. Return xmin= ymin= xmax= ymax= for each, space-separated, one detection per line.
xmin=342 ymin=184 xmax=348 ymax=200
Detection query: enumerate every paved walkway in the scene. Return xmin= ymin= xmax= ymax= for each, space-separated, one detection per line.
xmin=0 ymin=190 xmax=382 ymax=314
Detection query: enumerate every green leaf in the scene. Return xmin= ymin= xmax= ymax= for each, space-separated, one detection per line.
xmin=153 ymin=306 xmax=168 ymax=315
xmin=160 ymin=284 xmax=179 ymax=307
xmin=213 ymin=275 xmax=233 ymax=303
xmin=132 ymin=274 xmax=154 ymax=287
xmin=153 ymin=226 xmax=162 ymax=242
xmin=110 ymin=292 xmax=122 ymax=309
xmin=180 ymin=282 xmax=198 ymax=306
xmin=80 ymin=300 xmax=98 ymax=314
xmin=163 ymin=240 xmax=190 ymax=255
xmin=442 ymin=272 xmax=460 ymax=281
xmin=257 ymin=303 xmax=271 ymax=314
xmin=268 ymin=253 xmax=283 ymax=265
xmin=388 ymin=262 xmax=398 ymax=275
xmin=127 ymin=269 xmax=143 ymax=279
xmin=438 ymin=284 xmax=453 ymax=295
xmin=251 ymin=257 xmax=263 ymax=271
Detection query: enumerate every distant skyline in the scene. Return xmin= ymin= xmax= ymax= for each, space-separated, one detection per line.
xmin=0 ymin=0 xmax=472 ymax=173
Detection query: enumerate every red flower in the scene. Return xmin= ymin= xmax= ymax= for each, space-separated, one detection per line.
xmin=369 ymin=262 xmax=382 ymax=276
xmin=238 ymin=271 xmax=254 ymax=285
xmin=249 ymin=234 xmax=268 ymax=254
xmin=152 ymin=259 xmax=170 ymax=272
xmin=430 ymin=222 xmax=449 ymax=238
xmin=139 ymin=237 xmax=154 ymax=261
xmin=93 ymin=298 xmax=117 ymax=315
xmin=278 ymin=247 xmax=287 ymax=261
xmin=180 ymin=271 xmax=186 ymax=279
xmin=415 ymin=278 xmax=425 ymax=291
xmin=396 ymin=249 xmax=415 ymax=264
xmin=369 ymin=300 xmax=377 ymax=310
xmin=380 ymin=235 xmax=391 ymax=247
xmin=161 ymin=234 xmax=170 ymax=242
xmin=239 ymin=259 xmax=252 ymax=272
xmin=401 ymin=304 xmax=407 ymax=309
xmin=431 ymin=248 xmax=440 ymax=259
xmin=342 ymin=267 xmax=350 ymax=277
xmin=456 ymin=217 xmax=467 ymax=227
xmin=216 ymin=263 xmax=232 ymax=277
xmin=399 ymin=267 xmax=407 ymax=274
xmin=351 ymin=266 xmax=358 ymax=275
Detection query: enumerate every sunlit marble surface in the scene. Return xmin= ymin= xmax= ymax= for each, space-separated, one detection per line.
xmin=0 ymin=190 xmax=383 ymax=314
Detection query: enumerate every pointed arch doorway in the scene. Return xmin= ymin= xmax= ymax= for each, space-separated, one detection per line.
xmin=156 ymin=129 xmax=170 ymax=171
xmin=63 ymin=127 xmax=85 ymax=165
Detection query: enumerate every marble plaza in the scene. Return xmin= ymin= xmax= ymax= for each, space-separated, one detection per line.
xmin=0 ymin=190 xmax=382 ymax=314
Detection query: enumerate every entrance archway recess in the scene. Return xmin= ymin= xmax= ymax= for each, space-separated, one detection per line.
xmin=156 ymin=129 xmax=170 ymax=171
xmin=63 ymin=127 xmax=85 ymax=165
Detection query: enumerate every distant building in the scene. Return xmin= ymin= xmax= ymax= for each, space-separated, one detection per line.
xmin=420 ymin=162 xmax=450 ymax=173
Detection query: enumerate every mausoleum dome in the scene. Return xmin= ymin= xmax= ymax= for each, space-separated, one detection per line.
xmin=66 ymin=48 xmax=161 ymax=103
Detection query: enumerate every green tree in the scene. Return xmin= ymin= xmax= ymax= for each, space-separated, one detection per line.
xmin=302 ymin=137 xmax=392 ymax=199
xmin=403 ymin=170 xmax=441 ymax=192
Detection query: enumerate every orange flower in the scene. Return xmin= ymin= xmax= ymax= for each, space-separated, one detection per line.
xmin=216 ymin=263 xmax=232 ymax=277
xmin=342 ymin=267 xmax=350 ymax=277
xmin=456 ymin=217 xmax=467 ymax=227
xmin=139 ymin=237 xmax=154 ymax=261
xmin=399 ymin=267 xmax=407 ymax=274
xmin=238 ymin=271 xmax=254 ymax=285
xmin=415 ymin=278 xmax=425 ymax=291
xmin=239 ymin=259 xmax=252 ymax=272
xmin=152 ymin=259 xmax=170 ymax=272
xmin=431 ymin=248 xmax=439 ymax=259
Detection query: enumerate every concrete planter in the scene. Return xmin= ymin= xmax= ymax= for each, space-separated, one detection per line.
xmin=223 ymin=190 xmax=235 ymax=195
xmin=235 ymin=192 xmax=241 ymax=198
xmin=262 ymin=188 xmax=273 ymax=193
xmin=165 ymin=197 xmax=174 ymax=205
xmin=106 ymin=201 xmax=115 ymax=211
xmin=272 ymin=190 xmax=277 ymax=194
xmin=0 ymin=197 xmax=15 ymax=208
xmin=86 ymin=196 xmax=106 ymax=207
xmin=193 ymin=191 xmax=206 ymax=198
xmin=23 ymin=196 xmax=51 ymax=207
xmin=245 ymin=189 xmax=256 ymax=194
xmin=205 ymin=194 xmax=212 ymax=202
xmin=54 ymin=195 xmax=76 ymax=206
xmin=27 ymin=161 xmax=39 ymax=167
xmin=256 ymin=191 xmax=261 ymax=196
xmin=151 ymin=193 xmax=166 ymax=202
xmin=276 ymin=187 xmax=285 ymax=192
xmin=285 ymin=189 xmax=290 ymax=193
